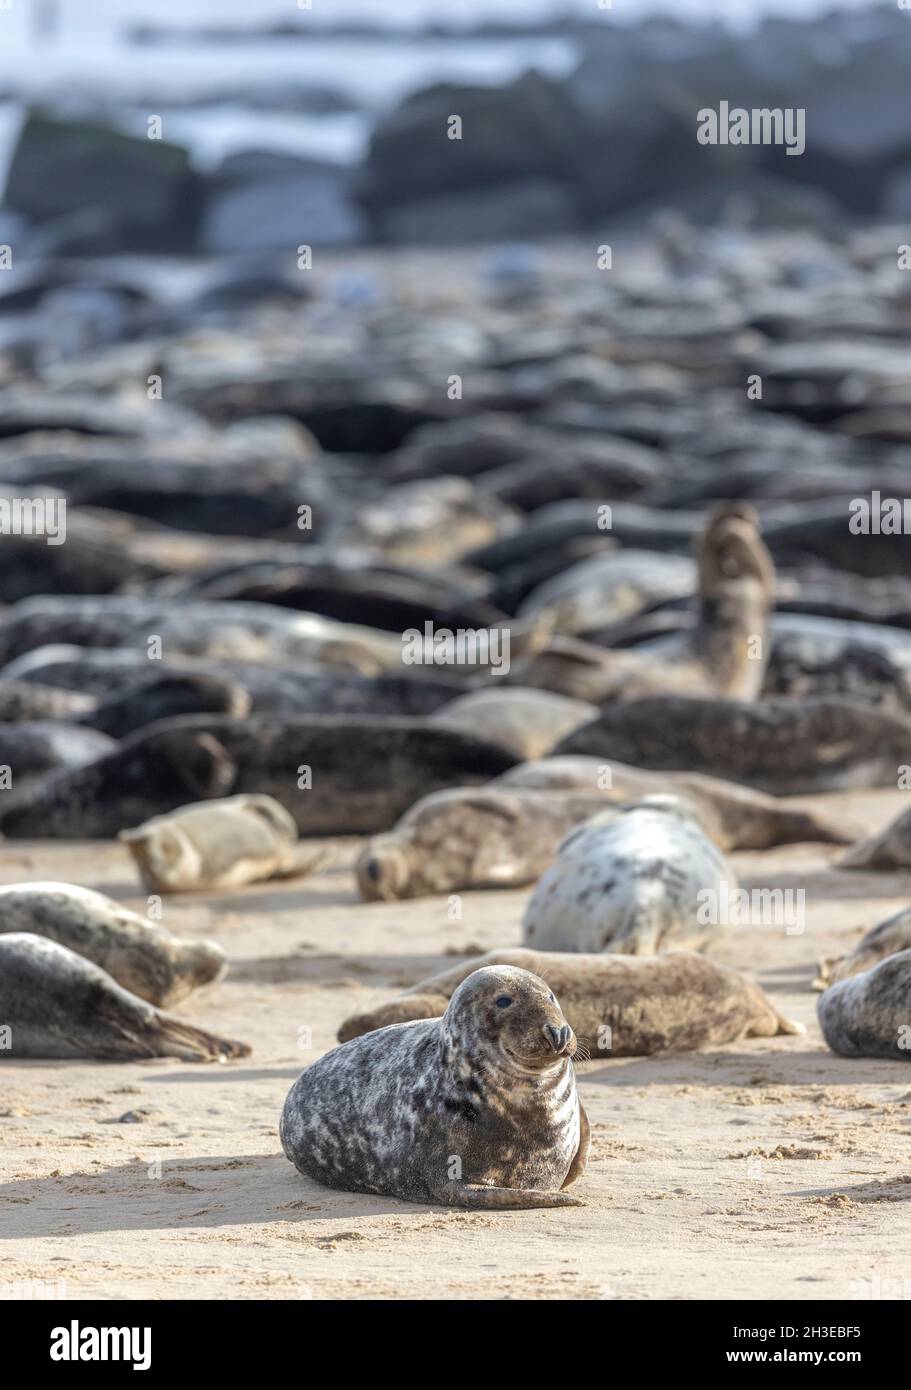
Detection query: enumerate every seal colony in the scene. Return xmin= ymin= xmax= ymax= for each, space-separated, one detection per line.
xmin=4 ymin=213 xmax=911 ymax=1263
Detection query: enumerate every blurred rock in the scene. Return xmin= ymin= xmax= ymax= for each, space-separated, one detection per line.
xmin=200 ymin=150 xmax=364 ymax=252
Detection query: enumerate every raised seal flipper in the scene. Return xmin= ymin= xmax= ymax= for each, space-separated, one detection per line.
xmin=438 ymin=1180 xmax=583 ymax=1210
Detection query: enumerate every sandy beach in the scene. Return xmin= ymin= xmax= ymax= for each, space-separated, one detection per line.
xmin=2 ymin=784 xmax=910 ymax=1302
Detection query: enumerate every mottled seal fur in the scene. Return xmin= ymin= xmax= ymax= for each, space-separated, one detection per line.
xmin=816 ymin=908 xmax=911 ymax=991
xmin=817 ymin=950 xmax=911 ymax=1061
xmin=0 ymin=933 xmax=249 ymax=1061
xmin=0 ymin=716 xmax=518 ymax=839
xmin=522 ymin=799 xmax=736 ymax=954
xmin=355 ymin=787 xmax=613 ymax=900
xmin=427 ymin=687 xmax=597 ymax=760
xmin=0 ymin=882 xmax=225 ymax=1006
xmin=496 ymin=755 xmax=848 ymax=851
xmin=0 ymin=678 xmax=94 ymax=722
xmin=120 ymin=795 xmax=323 ymax=893
xmin=839 ymin=806 xmax=911 ymax=871
xmin=281 ymin=966 xmax=589 ymax=1209
xmin=554 ymin=696 xmax=911 ymax=795
xmin=338 ymin=948 xmax=803 ymax=1053
xmin=0 ymin=721 xmax=115 ymax=785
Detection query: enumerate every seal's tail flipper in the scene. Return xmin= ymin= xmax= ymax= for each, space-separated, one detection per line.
xmin=336 ymin=991 xmax=448 ymax=1043
xmin=774 ymin=1012 xmax=806 ymax=1036
xmin=440 ymin=1181 xmax=583 ymax=1210
xmin=139 ymin=1011 xmax=251 ymax=1062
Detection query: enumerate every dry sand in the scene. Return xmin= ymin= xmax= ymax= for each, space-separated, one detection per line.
xmin=3 ymin=786 xmax=911 ymax=1302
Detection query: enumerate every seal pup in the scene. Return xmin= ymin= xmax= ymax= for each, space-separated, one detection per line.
xmin=507 ymin=504 xmax=774 ymax=702
xmin=426 ymin=687 xmax=597 ymax=760
xmin=554 ymin=696 xmax=911 ymax=795
xmin=120 ymin=795 xmax=324 ymax=893
xmin=522 ymin=798 xmax=736 ymax=955
xmin=815 ymin=908 xmax=911 ymax=990
xmin=0 ymin=934 xmax=249 ymax=1061
xmin=496 ymin=755 xmax=849 ymax=851
xmin=355 ymin=787 xmax=614 ymax=901
xmin=817 ymin=950 xmax=911 ymax=1061
xmin=838 ymin=806 xmax=911 ymax=871
xmin=281 ymin=965 xmax=588 ymax=1209
xmin=0 ymin=716 xmax=518 ymax=839
xmin=0 ymin=882 xmax=225 ymax=1007
xmin=338 ymin=948 xmax=804 ymax=1053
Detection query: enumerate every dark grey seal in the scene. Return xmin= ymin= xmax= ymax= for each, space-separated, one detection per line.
xmin=0 ymin=933 xmax=249 ymax=1061
xmin=0 ymin=715 xmax=518 ymax=838
xmin=554 ymin=696 xmax=911 ymax=795
xmin=281 ymin=965 xmax=589 ymax=1209
xmin=818 ymin=950 xmax=911 ymax=1061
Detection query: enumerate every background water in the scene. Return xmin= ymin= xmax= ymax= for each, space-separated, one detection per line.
xmin=0 ymin=0 xmax=885 ymax=174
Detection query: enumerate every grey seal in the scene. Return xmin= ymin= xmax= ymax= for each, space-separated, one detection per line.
xmin=426 ymin=687 xmax=597 ymax=760
xmin=0 ymin=716 xmax=518 ymax=839
xmin=554 ymin=696 xmax=911 ymax=795
xmin=496 ymin=755 xmax=848 ymax=851
xmin=818 ymin=950 xmax=911 ymax=1061
xmin=522 ymin=798 xmax=735 ymax=954
xmin=355 ymin=786 xmax=613 ymax=901
xmin=816 ymin=908 xmax=911 ymax=991
xmin=0 ymin=882 xmax=225 ymax=1006
xmin=838 ymin=805 xmax=911 ymax=871
xmin=281 ymin=965 xmax=589 ymax=1210
xmin=120 ymin=795 xmax=323 ymax=893
xmin=0 ymin=933 xmax=249 ymax=1061
xmin=338 ymin=947 xmax=804 ymax=1053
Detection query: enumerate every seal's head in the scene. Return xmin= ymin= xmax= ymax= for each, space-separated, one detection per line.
xmin=355 ymin=837 xmax=411 ymax=901
xmin=443 ymin=965 xmax=576 ymax=1072
xmin=697 ymin=503 xmax=775 ymax=606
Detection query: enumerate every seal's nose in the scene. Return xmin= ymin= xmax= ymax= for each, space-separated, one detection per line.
xmin=543 ymin=1023 xmax=571 ymax=1053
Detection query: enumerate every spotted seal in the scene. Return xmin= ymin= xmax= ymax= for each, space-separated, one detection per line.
xmin=338 ymin=948 xmax=804 ymax=1052
xmin=817 ymin=950 xmax=911 ymax=1061
xmin=0 ymin=933 xmax=249 ymax=1061
xmin=281 ymin=965 xmax=589 ymax=1209
xmin=522 ymin=798 xmax=735 ymax=954
xmin=120 ymin=794 xmax=324 ymax=893
xmin=0 ymin=882 xmax=225 ymax=1006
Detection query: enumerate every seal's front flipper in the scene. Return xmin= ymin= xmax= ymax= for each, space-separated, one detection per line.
xmin=562 ymin=1099 xmax=590 ymax=1189
xmin=336 ymin=991 xmax=448 ymax=1043
xmin=440 ymin=1181 xmax=583 ymax=1210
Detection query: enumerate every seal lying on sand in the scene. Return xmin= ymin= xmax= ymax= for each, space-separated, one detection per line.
xmin=0 ymin=882 xmax=225 ymax=1006
xmin=815 ymin=907 xmax=911 ymax=990
xmin=838 ymin=805 xmax=911 ymax=871
xmin=817 ymin=950 xmax=911 ymax=1061
xmin=79 ymin=672 xmax=251 ymax=739
xmin=522 ymin=798 xmax=735 ymax=954
xmin=0 ymin=933 xmax=249 ymax=1061
xmin=337 ymin=948 xmax=803 ymax=1052
xmin=355 ymin=787 xmax=613 ymax=900
xmin=426 ymin=687 xmax=597 ymax=760
xmin=0 ymin=716 xmax=518 ymax=838
xmin=554 ymin=696 xmax=911 ymax=795
xmin=508 ymin=503 xmax=774 ymax=702
xmin=0 ymin=679 xmax=94 ymax=722
xmin=496 ymin=755 xmax=848 ymax=851
xmin=121 ymin=795 xmax=324 ymax=893
xmin=282 ymin=966 xmax=589 ymax=1209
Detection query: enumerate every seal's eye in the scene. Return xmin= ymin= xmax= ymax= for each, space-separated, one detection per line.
xmin=495 ymin=995 xmax=513 ymax=1008
xmin=549 ymin=992 xmax=556 ymax=1003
